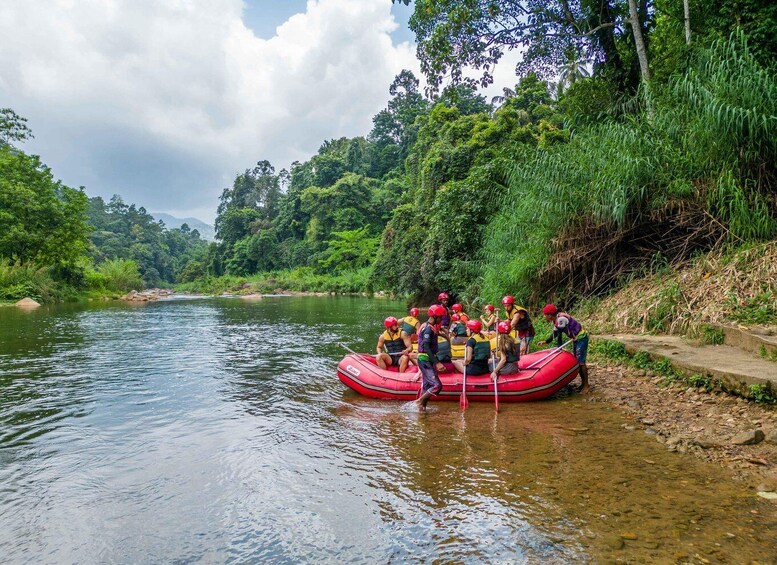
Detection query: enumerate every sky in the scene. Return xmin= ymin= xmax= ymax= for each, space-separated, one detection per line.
xmin=0 ymin=0 xmax=521 ymax=223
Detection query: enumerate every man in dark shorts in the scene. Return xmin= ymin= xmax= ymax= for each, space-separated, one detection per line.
xmin=415 ymin=304 xmax=446 ymax=411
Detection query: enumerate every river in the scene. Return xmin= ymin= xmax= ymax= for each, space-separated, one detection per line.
xmin=0 ymin=296 xmax=774 ymax=563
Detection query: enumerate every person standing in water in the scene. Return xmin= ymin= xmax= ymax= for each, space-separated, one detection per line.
xmin=415 ymin=304 xmax=446 ymax=411
xmin=542 ymin=304 xmax=590 ymax=393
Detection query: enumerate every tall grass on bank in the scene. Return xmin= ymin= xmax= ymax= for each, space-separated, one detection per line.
xmin=85 ymin=259 xmax=144 ymax=293
xmin=479 ymin=34 xmax=777 ymax=304
xmin=175 ymin=267 xmax=373 ymax=295
xmin=0 ymin=262 xmax=58 ymax=302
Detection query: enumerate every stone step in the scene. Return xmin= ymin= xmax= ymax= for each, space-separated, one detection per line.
xmin=709 ymin=323 xmax=777 ymax=359
xmin=595 ymin=334 xmax=777 ymax=393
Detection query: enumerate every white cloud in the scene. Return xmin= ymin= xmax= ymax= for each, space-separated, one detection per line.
xmin=0 ymin=0 xmax=418 ymax=222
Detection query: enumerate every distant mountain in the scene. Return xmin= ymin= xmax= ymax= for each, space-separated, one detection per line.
xmin=152 ymin=212 xmax=216 ymax=242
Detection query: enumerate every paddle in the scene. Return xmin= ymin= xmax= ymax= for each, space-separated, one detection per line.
xmin=493 ymin=372 xmax=499 ymax=412
xmin=460 ymin=364 xmax=468 ymax=410
xmin=491 ymin=339 xmax=499 ymax=413
xmin=523 ymin=341 xmax=572 ymax=370
xmin=339 ymin=342 xmax=359 ymax=356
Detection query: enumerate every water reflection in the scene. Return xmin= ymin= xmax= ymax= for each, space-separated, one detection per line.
xmin=0 ymin=297 xmax=774 ymax=563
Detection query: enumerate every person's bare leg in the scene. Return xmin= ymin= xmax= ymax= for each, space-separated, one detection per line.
xmin=452 ymin=359 xmax=465 ymax=373
xmin=399 ymin=355 xmax=409 ymax=373
xmin=415 ymin=390 xmax=434 ymax=411
xmin=376 ymin=353 xmax=389 ymax=370
xmin=578 ymin=364 xmax=590 ymax=393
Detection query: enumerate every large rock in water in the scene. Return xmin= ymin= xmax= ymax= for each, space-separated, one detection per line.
xmin=15 ymin=297 xmax=40 ymax=308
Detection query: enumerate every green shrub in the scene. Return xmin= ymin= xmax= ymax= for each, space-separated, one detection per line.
xmin=97 ymin=259 xmax=144 ymax=293
xmin=697 ymin=324 xmax=725 ymax=345
xmin=728 ymin=292 xmax=777 ymax=325
xmin=747 ymin=384 xmax=777 ymax=404
xmin=0 ymin=262 xmax=57 ymax=302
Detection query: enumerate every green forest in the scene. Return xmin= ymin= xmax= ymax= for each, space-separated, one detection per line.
xmin=2 ymin=0 xmax=776 ymax=308
xmin=0 ymin=110 xmax=208 ymax=301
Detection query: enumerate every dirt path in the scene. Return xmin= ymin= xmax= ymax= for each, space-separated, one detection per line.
xmin=589 ymin=362 xmax=777 ymax=493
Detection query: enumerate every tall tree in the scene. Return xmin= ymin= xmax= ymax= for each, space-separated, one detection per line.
xmin=408 ymin=1 xmax=632 ymax=92
xmin=628 ymin=0 xmax=652 ymax=81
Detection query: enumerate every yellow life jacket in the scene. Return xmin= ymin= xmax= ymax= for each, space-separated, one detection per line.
xmin=469 ymin=333 xmax=492 ymax=362
xmin=382 ymin=330 xmax=405 ymax=356
xmin=400 ymin=316 xmax=419 ymax=336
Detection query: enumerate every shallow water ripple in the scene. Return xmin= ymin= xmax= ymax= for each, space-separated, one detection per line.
xmin=0 ymin=297 xmax=775 ymax=563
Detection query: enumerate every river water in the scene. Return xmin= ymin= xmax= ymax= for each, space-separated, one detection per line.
xmin=0 ymin=296 xmax=774 ymax=563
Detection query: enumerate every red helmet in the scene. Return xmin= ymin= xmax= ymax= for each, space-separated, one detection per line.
xmin=438 ymin=292 xmax=449 ymax=301
xmin=428 ymin=304 xmax=446 ymax=317
xmin=451 ymin=313 xmax=461 ymax=322
xmin=384 ymin=316 xmax=398 ymax=328
xmin=484 ymin=304 xmax=494 ymax=312
xmin=497 ymin=321 xmax=512 ymax=334
xmin=466 ymin=320 xmax=482 ymax=333
xmin=502 ymin=295 xmax=515 ymax=306
xmin=452 ymin=303 xmax=463 ymax=312
xmin=409 ymin=307 xmax=420 ymax=317
xmin=542 ymin=304 xmax=558 ymax=315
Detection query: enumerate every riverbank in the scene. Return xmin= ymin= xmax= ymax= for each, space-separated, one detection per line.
xmin=589 ymin=357 xmax=777 ymax=495
xmin=175 ymin=266 xmax=378 ymax=296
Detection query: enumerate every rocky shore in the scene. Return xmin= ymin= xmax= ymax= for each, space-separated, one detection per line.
xmin=121 ymin=288 xmax=173 ymax=301
xmin=591 ymin=363 xmax=777 ymax=494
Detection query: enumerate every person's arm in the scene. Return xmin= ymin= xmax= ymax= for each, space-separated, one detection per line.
xmin=495 ymin=350 xmax=507 ymax=373
xmin=402 ymin=333 xmax=412 ymax=355
xmin=464 ymin=344 xmax=473 ymax=366
xmin=376 ymin=334 xmax=385 ymax=355
xmin=510 ymin=313 xmax=519 ymax=330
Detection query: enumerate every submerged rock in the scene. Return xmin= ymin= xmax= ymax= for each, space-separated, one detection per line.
xmin=15 ymin=297 xmax=40 ymax=308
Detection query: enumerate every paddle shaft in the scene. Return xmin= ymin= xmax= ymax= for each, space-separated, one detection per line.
xmin=460 ymin=365 xmax=468 ymax=409
xmin=524 ymin=341 xmax=571 ymax=370
xmin=491 ymin=342 xmax=499 ymax=412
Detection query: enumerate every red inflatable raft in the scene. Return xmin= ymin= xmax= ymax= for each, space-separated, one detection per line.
xmin=337 ymin=346 xmax=579 ymax=402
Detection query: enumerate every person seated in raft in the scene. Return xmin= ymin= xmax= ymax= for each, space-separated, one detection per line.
xmin=501 ymin=295 xmax=520 ymax=336
xmin=452 ymin=320 xmax=492 ymax=376
xmin=449 ymin=313 xmax=468 ymax=345
xmin=514 ymin=305 xmax=535 ymax=355
xmin=490 ymin=321 xmax=521 ymax=378
xmin=437 ymin=292 xmax=452 ymax=328
xmin=542 ymin=304 xmax=590 ymax=394
xmin=376 ymin=317 xmax=412 ymax=372
xmin=435 ymin=332 xmax=453 ymax=372
xmin=451 ymin=303 xmax=469 ymax=322
xmin=480 ymin=304 xmax=497 ymax=336
xmin=415 ymin=304 xmax=446 ymax=411
xmin=401 ymin=307 xmax=421 ymax=344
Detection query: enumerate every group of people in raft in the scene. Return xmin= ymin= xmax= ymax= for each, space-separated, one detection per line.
xmin=375 ymin=293 xmax=590 ymax=409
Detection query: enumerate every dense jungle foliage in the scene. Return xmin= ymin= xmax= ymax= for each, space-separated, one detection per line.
xmin=193 ymin=0 xmax=776 ymax=305
xmin=2 ymin=0 xmax=776 ymax=307
xmin=0 ymin=109 xmax=208 ymax=301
